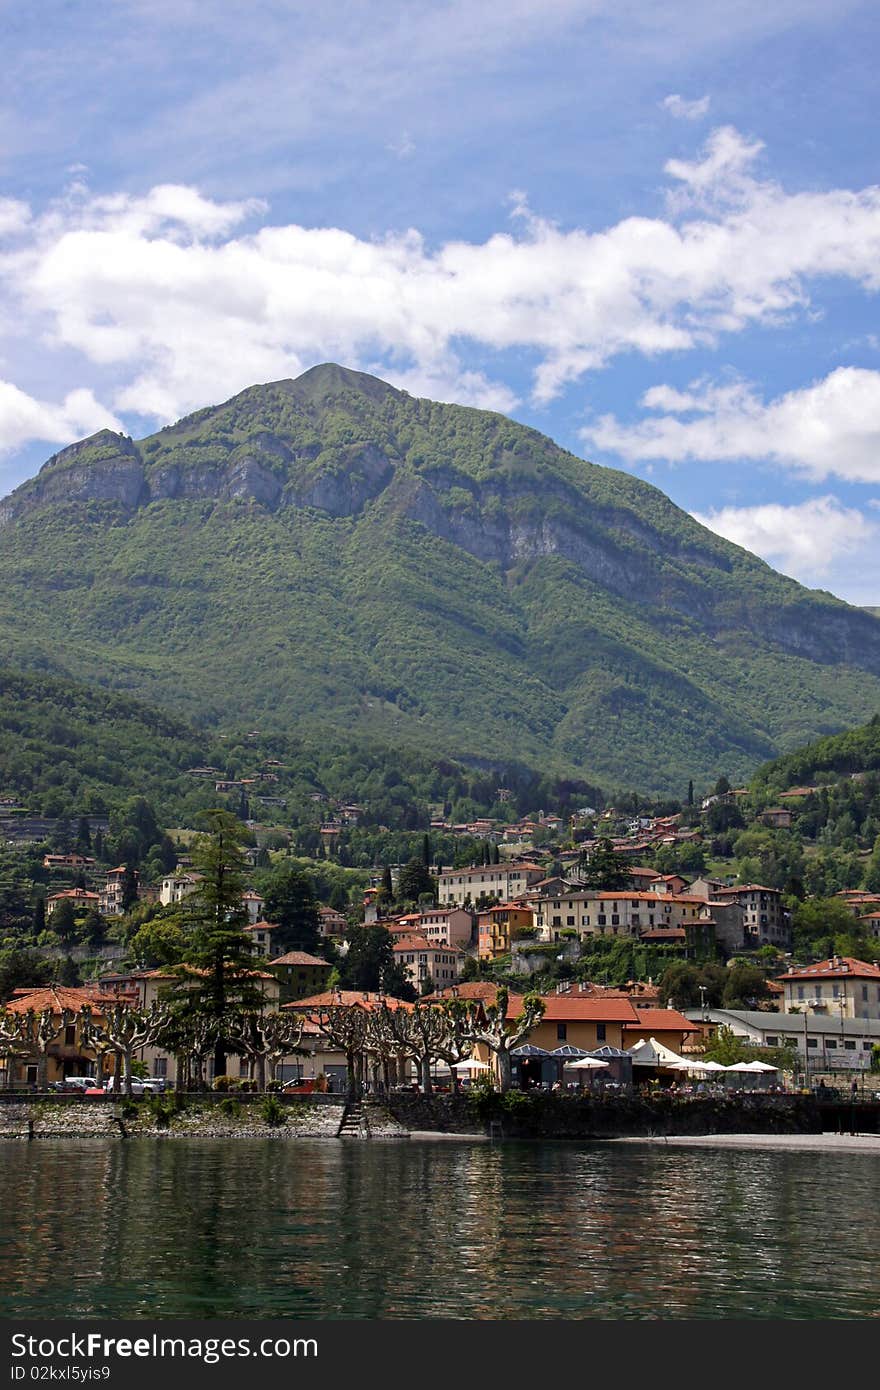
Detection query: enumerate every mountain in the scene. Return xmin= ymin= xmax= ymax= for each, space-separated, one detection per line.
xmin=1 ymin=362 xmax=879 ymax=795
xmin=750 ymin=713 xmax=880 ymax=797
xmin=0 ymin=669 xmax=211 ymax=819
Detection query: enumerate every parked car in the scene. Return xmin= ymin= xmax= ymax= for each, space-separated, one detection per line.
xmin=104 ymin=1078 xmax=146 ymax=1097
xmin=48 ymin=1076 xmax=95 ymax=1092
xmin=139 ymin=1078 xmax=168 ymax=1094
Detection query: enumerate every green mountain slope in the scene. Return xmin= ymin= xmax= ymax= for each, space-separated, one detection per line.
xmin=1 ymin=363 xmax=880 ymax=794
xmin=751 ymin=714 xmax=880 ymax=795
xmin=0 ymin=669 xmax=211 ymax=819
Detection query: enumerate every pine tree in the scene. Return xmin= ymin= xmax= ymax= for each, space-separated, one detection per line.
xmin=171 ymin=810 xmax=266 ymax=1080
xmin=687 ymin=780 xmax=694 ymax=807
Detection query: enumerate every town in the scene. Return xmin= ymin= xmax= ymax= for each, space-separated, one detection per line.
xmin=3 ymin=763 xmax=880 ymax=1122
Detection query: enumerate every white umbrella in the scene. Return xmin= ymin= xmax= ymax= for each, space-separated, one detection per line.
xmin=669 ymin=1059 xmax=709 ymax=1072
xmin=567 ymin=1057 xmax=610 ymax=1071
xmin=731 ymin=1059 xmax=778 ymax=1073
xmin=451 ymin=1058 xmax=491 ymax=1072
xmin=702 ymin=1061 xmax=728 ymax=1072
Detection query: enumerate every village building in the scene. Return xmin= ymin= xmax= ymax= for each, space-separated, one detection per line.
xmin=777 ymin=957 xmax=880 ymax=1020
xmin=477 ymin=903 xmax=535 ymax=958
xmin=159 ymin=872 xmax=202 ymax=907
xmin=685 ymin=1006 xmax=880 ymax=1072
xmin=0 ymin=984 xmax=119 ymax=1087
xmin=391 ymin=934 xmax=464 ymax=991
xmin=98 ymin=865 xmax=137 ymax=917
xmin=42 ymin=853 xmax=97 ymax=872
xmin=269 ymin=950 xmax=333 ymax=1002
xmin=46 ymin=887 xmax=100 ymax=915
xmin=244 ymin=919 xmax=280 ymax=958
xmin=317 ymin=904 xmax=348 ymax=938
xmin=437 ymin=861 xmax=546 ymax=907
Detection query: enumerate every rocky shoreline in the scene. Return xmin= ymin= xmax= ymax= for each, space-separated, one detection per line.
xmin=0 ymin=1090 xmax=854 ymax=1143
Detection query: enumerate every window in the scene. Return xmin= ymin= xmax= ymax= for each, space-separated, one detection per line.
xmin=807 ymin=1038 xmax=818 ymax=1048
xmin=566 ymin=916 xmax=575 ymax=926
xmin=557 ymin=1024 xmax=567 ymax=1041
xmin=596 ymin=1024 xmax=607 ymax=1042
xmin=797 ymin=986 xmax=804 ymax=1001
xmin=65 ymin=1025 xmax=76 ymax=1046
xmin=155 ymin=1057 xmax=168 ymax=1077
xmin=862 ymin=986 xmax=869 ymax=1001
xmin=597 ymin=914 xmax=607 ymax=926
xmin=826 ymin=1038 xmax=837 ymax=1048
xmin=766 ymin=1036 xmax=779 ymax=1047
xmin=611 ymin=915 xmax=619 ymax=926
xmin=814 ymin=984 xmax=823 ymax=998
xmin=844 ymin=1041 xmax=856 ymax=1051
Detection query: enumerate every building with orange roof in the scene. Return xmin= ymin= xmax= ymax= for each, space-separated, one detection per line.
xmin=778 ymin=957 xmax=880 ymax=1019
xmin=391 ymin=934 xmax=464 ymax=991
xmin=46 ymin=888 xmax=100 ymax=914
xmin=1 ymin=984 xmax=116 ymax=1087
xmin=622 ymin=1008 xmax=699 ymax=1051
xmin=243 ymin=918 xmax=280 ymax=958
xmin=437 ymin=861 xmax=546 ymax=908
xmin=477 ymin=902 xmax=534 ymax=958
xmin=268 ymin=950 xmax=333 ymax=1002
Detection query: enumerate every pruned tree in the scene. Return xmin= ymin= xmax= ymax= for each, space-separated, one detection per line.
xmin=462 ymin=987 xmax=546 ymax=1092
xmin=378 ymin=1001 xmax=449 ymax=1096
xmin=0 ymin=1008 xmax=68 ymax=1089
xmin=80 ymin=1001 xmax=168 ymax=1097
xmin=227 ymin=1010 xmax=306 ymax=1090
xmin=310 ymin=1004 xmax=369 ymax=1099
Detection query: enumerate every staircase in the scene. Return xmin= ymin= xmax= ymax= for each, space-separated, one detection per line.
xmin=337 ymin=1100 xmax=370 ymax=1138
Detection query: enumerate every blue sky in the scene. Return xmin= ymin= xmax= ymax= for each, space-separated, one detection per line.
xmin=1 ymin=0 xmax=879 ymax=602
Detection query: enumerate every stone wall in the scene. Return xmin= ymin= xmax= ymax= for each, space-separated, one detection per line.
xmin=388 ymin=1091 xmax=824 ymax=1140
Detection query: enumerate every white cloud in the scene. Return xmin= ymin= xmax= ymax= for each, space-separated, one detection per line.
xmin=691 ymin=496 xmax=878 ymax=589
xmin=2 ymin=125 xmax=880 ymax=425
xmin=0 ymin=380 xmax=122 ymax=456
xmin=661 ymin=93 xmax=710 ymax=121
xmin=0 ymin=199 xmax=30 ymax=239
xmin=583 ymin=367 xmax=880 ymax=483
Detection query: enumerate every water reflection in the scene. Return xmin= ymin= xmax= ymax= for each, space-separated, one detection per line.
xmin=1 ymin=1139 xmax=878 ymax=1319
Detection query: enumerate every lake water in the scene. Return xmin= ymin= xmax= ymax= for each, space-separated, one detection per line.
xmin=1 ymin=1138 xmax=878 ymax=1319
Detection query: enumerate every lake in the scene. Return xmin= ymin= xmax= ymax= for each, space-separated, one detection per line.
xmin=1 ymin=1138 xmax=878 ymax=1319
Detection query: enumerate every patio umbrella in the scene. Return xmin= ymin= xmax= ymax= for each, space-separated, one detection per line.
xmin=451 ymin=1058 xmax=491 ymax=1072
xmin=669 ymin=1059 xmax=709 ymax=1072
xmin=734 ymin=1060 xmax=778 ymax=1072
xmin=702 ymin=1061 xmax=728 ymax=1072
xmin=567 ymin=1057 xmax=611 ymax=1070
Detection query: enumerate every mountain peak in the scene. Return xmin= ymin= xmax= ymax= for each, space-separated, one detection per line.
xmin=287 ymin=361 xmax=404 ymax=406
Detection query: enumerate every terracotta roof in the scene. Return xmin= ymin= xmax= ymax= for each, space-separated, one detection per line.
xmin=4 ymin=985 xmax=110 ymax=1015
xmin=283 ymin=990 xmax=413 ymax=1012
xmin=392 ymin=934 xmax=463 ymax=954
xmin=715 ymin=884 xmax=780 ymax=896
xmin=424 ymin=982 xmax=504 ymax=1004
xmin=518 ymin=996 xmax=640 ymax=1024
xmin=269 ymin=952 xmax=332 ymax=967
xmin=622 ymin=1009 xmax=698 ymax=1033
xmin=778 ymin=957 xmax=880 ymax=982
xmin=244 ymin=919 xmax=279 ymax=932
